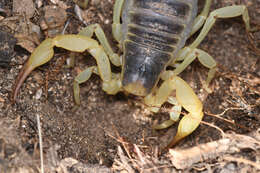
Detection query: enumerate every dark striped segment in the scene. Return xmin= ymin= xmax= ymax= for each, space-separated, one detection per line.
xmin=127 ymin=34 xmax=175 ymax=52
xmin=128 ymin=26 xmax=179 ymax=46
xmin=133 ymin=0 xmax=190 ymax=18
xmin=130 ymin=12 xmax=184 ymax=35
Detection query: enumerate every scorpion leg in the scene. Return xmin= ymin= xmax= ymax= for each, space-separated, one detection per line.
xmin=164 ymin=48 xmax=216 ymax=91
xmin=144 ymin=76 xmax=203 ymax=148
xmin=190 ymin=5 xmax=252 ymax=49
xmin=190 ymin=0 xmax=212 ymax=36
xmin=169 ymin=5 xmax=252 ymax=89
xmin=12 ymin=35 xmax=117 ymax=102
xmin=79 ymin=24 xmax=121 ymax=67
xmin=73 ymin=65 xmax=122 ymax=105
xmin=73 ymin=66 xmax=96 ymax=105
xmin=112 ymin=0 xmax=125 ymax=43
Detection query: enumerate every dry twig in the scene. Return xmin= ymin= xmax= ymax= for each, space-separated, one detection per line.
xmin=169 ymin=132 xmax=260 ymax=169
xmin=37 ymin=114 xmax=44 ymax=173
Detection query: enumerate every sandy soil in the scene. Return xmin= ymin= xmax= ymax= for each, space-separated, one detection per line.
xmin=0 ymin=0 xmax=259 ymax=172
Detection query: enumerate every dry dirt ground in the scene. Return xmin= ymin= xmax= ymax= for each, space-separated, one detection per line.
xmin=0 ymin=0 xmax=260 ymax=172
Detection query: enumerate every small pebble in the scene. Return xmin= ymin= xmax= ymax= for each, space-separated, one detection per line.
xmin=35 ymin=88 xmax=43 ymax=100
xmin=0 ymin=96 xmax=4 ymax=102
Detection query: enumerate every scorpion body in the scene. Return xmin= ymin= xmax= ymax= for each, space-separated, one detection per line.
xmin=12 ymin=0 xmax=254 ymax=149
xmin=121 ymin=0 xmax=198 ymax=96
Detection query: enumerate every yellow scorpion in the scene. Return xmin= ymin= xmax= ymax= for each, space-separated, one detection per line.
xmin=13 ymin=0 xmax=255 ymax=149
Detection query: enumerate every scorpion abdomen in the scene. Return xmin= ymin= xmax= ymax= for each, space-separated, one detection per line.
xmin=121 ymin=0 xmax=198 ymax=96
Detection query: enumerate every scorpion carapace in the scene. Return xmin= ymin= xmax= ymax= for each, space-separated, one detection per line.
xmin=121 ymin=0 xmax=198 ymax=96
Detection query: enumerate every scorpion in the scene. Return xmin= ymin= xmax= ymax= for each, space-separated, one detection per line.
xmin=12 ymin=0 xmax=255 ymax=149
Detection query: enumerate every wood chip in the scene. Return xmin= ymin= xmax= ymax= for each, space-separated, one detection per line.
xmin=13 ymin=0 xmax=35 ymax=18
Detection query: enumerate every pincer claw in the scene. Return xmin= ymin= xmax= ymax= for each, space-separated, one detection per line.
xmin=12 ymin=38 xmax=54 ymax=101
